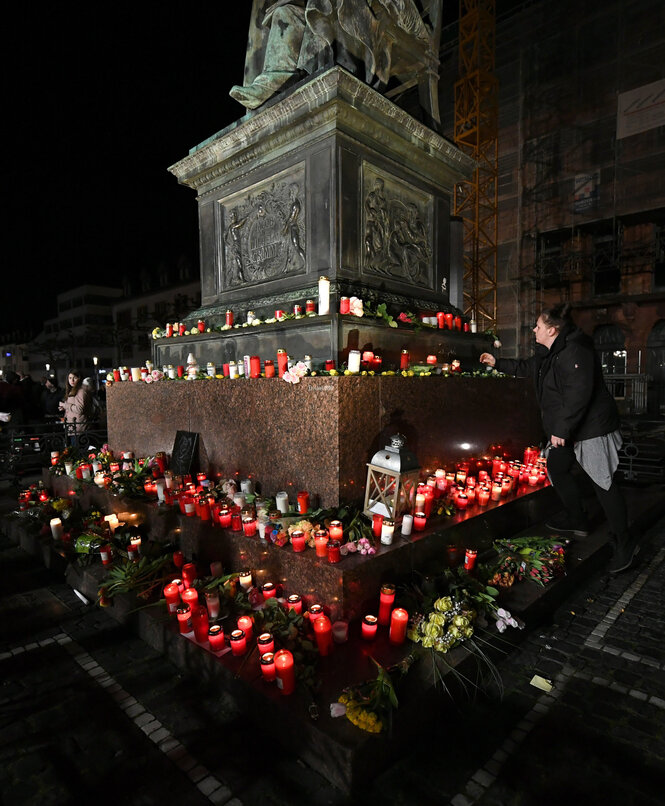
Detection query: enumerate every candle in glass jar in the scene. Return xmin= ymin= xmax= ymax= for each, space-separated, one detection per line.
xmin=205 ymin=590 xmax=220 ymax=619
xmin=318 ymin=275 xmax=330 ymax=315
xmin=100 ymin=543 xmax=113 ymax=566
xmin=50 ymin=518 xmax=64 ymax=540
xmin=242 ymin=516 xmax=257 ymax=537
xmin=491 ymin=482 xmax=503 ymax=501
xmin=308 ymin=603 xmax=324 ymax=623
xmin=277 ymin=349 xmax=289 ymax=378
xmin=347 ymin=350 xmax=361 ymax=373
xmin=257 ymin=632 xmax=275 ymax=654
xmin=230 ymin=629 xmax=247 ymax=656
xmin=456 ymin=492 xmax=469 ymax=510
xmin=313 ymin=529 xmax=329 ymax=557
xmin=274 ymin=649 xmax=295 ymax=694
xmin=389 ymin=608 xmax=409 ymax=644
xmin=260 ymin=652 xmax=276 ymax=682
xmin=237 ymin=615 xmax=254 ymax=642
xmin=413 ymin=511 xmax=427 ymax=531
xmin=286 ymin=594 xmax=302 ymax=614
xmin=327 ymin=540 xmax=341 ymax=563
xmin=181 ymin=587 xmax=198 ymax=609
xmin=313 ymin=614 xmax=333 ymax=656
xmin=401 ymin=513 xmax=413 ymax=536
xmin=339 ymin=296 xmax=350 ymax=314
xmin=296 ymin=490 xmax=310 ymax=514
xmin=372 ymin=513 xmax=384 ymax=538
xmin=275 ymin=491 xmax=289 ymax=514
xmin=361 ymin=614 xmax=378 ymax=640
xmin=328 ymin=520 xmax=343 ymax=540
xmin=477 ymin=486 xmax=491 ymax=506
xmin=218 ymin=508 xmax=232 ymax=528
xmin=464 ymin=548 xmax=478 ymax=571
xmin=291 ymin=529 xmax=306 ymax=552
xmin=262 ymin=582 xmax=277 ymax=600
xmin=193 ymin=609 xmax=210 ymax=643
xmin=380 ymin=518 xmax=395 ymax=545
xmin=332 ymin=621 xmax=348 ymax=643
xmin=208 ymin=624 xmax=225 ymax=651
xmin=182 ymin=562 xmax=197 ymax=588
xmin=249 ymin=355 xmax=261 ymax=378
xmin=176 ymin=605 xmax=191 ymax=634
xmin=210 ymin=560 xmax=223 ymax=577
xmin=163 ymin=582 xmax=181 ymax=614
xmin=378 ymin=583 xmax=395 ymax=626
xmin=239 ymin=570 xmax=253 ymax=590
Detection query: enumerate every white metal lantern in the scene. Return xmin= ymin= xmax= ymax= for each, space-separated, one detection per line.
xmin=363 ymin=434 xmax=420 ymax=525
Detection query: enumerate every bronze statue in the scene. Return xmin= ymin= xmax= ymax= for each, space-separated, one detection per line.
xmin=230 ymin=0 xmax=435 ymax=111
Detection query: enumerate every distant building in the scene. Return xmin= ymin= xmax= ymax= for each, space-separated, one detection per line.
xmin=439 ymin=0 xmax=665 ymax=414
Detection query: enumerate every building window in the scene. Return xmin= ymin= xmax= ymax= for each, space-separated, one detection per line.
xmin=592 ymin=236 xmax=620 ymax=296
xmin=655 ymin=226 xmax=665 ymax=290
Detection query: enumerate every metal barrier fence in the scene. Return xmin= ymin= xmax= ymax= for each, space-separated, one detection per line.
xmin=0 ymin=421 xmax=108 ymax=484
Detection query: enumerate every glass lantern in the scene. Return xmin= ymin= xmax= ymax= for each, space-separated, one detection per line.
xmin=363 ymin=434 xmax=420 ymax=525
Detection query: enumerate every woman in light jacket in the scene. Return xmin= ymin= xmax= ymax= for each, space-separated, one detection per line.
xmin=59 ymin=370 xmax=92 ymax=437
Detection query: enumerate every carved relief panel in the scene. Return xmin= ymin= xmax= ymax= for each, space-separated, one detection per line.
xmin=361 ymin=162 xmax=433 ymax=289
xmin=218 ymin=165 xmax=307 ymax=291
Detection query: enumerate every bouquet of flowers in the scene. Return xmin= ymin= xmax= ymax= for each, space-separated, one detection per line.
xmin=491 ymin=535 xmax=568 ymax=587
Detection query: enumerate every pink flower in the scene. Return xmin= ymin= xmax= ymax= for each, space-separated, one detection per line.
xmin=151 ymin=369 xmax=164 ymax=381
xmin=398 ymin=312 xmax=414 ymax=323
xmin=144 ymin=375 xmax=153 ymax=383
xmin=349 ymin=297 xmax=364 ymax=317
xmin=283 ymin=370 xmax=299 ymax=384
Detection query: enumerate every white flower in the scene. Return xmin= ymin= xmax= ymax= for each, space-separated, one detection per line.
xmin=330 ymin=702 xmax=346 ymax=718
xmin=349 ymin=297 xmax=364 ymax=317
xmin=496 ymin=618 xmax=507 ymax=633
xmin=493 ymin=338 xmax=502 ymax=349
xmin=282 ymin=370 xmax=300 ymax=384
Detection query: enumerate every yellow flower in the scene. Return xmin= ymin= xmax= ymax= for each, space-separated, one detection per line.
xmin=434 ymin=596 xmax=453 ymax=613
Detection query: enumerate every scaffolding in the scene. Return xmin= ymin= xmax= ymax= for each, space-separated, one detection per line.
xmin=453 ymin=0 xmax=499 ymax=333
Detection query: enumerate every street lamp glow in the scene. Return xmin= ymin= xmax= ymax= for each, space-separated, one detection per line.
xmin=45 ymin=363 xmax=50 ymax=371
xmin=93 ymin=356 xmax=98 ymax=366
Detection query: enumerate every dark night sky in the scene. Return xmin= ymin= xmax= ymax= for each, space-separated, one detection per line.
xmin=7 ymin=4 xmax=253 ymax=336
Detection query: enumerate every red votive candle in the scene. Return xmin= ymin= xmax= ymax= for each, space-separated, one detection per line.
xmin=208 ymin=624 xmax=225 ymax=651
xmin=456 ymin=492 xmax=469 ymax=510
xmin=262 ymin=582 xmax=277 ymax=600
xmin=291 ymin=530 xmax=306 ymax=552
xmin=181 ymin=587 xmax=198 ymax=609
xmin=444 ymin=312 xmax=454 ymax=329
xmin=163 ymin=583 xmax=181 ymax=614
xmin=249 ymin=355 xmax=261 ymax=378
xmin=274 ymin=649 xmax=295 ymax=694
xmin=389 ymin=608 xmax=409 ymax=645
xmin=196 ymin=497 xmax=211 ymax=520
xmin=464 ymin=548 xmax=478 ymax=571
xmin=237 ymin=615 xmax=253 ymax=642
xmin=287 ymin=594 xmax=302 ymax=614
xmin=477 ymin=486 xmax=491 ymax=506
xmin=378 ymin=583 xmax=396 ymax=626
xmin=231 ymin=512 xmax=242 ymax=531
xmin=264 ymin=359 xmax=275 ymax=378
xmin=413 ymin=512 xmax=427 ymax=531
xmin=297 ymin=491 xmax=310 ymax=514
xmin=193 ymin=609 xmax=209 ymax=643
xmin=372 ymin=513 xmax=384 ymax=538
xmin=327 ymin=540 xmax=341 ymax=563
xmin=339 ymin=296 xmax=350 ymax=314
xmin=400 ymin=349 xmax=410 ymax=370
xmin=313 ymin=614 xmax=334 ymax=656
xmin=173 ymin=550 xmax=184 ymax=569
xmin=362 ymin=614 xmax=378 ymax=640
xmin=176 ymin=605 xmax=191 ymax=634
xmin=182 ymin=562 xmax=197 ymax=588
xmin=260 ymin=652 xmax=276 ymax=682
xmin=100 ymin=544 xmax=113 ymax=567
xmin=313 ymin=529 xmax=329 ymax=557
xmin=328 ymin=520 xmax=343 ymax=540
xmin=242 ymin=516 xmax=257 ymax=537
xmin=218 ymin=508 xmax=232 ymax=528
xmin=308 ymin=604 xmax=324 ymax=623
xmin=230 ymin=629 xmax=247 ymax=656
xmin=257 ymin=632 xmax=275 ymax=655
xmin=277 ymin=349 xmax=288 ymax=378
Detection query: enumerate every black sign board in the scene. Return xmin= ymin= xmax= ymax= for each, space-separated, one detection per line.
xmin=170 ymin=431 xmax=199 ymax=477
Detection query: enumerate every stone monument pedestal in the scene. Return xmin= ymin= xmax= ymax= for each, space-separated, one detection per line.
xmin=164 ymin=66 xmax=474 ymax=367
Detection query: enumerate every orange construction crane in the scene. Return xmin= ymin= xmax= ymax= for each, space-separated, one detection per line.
xmin=453 ymin=0 xmax=499 ymax=333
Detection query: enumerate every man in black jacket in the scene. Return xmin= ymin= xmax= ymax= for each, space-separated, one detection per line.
xmin=480 ymin=303 xmax=639 ymax=574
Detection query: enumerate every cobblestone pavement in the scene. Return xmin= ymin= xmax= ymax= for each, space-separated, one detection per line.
xmin=1 ymin=486 xmax=664 ymax=806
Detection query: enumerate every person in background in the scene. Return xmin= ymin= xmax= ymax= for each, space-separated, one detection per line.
xmin=41 ymin=375 xmax=62 ymax=419
xmin=479 ymin=303 xmax=639 ymax=574
xmin=59 ymin=370 xmax=92 ymax=440
xmin=81 ymin=377 xmax=102 ymax=426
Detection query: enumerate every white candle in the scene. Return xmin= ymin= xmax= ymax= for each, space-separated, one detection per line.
xmin=347 ymin=350 xmax=361 ymax=373
xmin=239 ymin=570 xmax=253 ymax=590
xmin=155 ymin=480 xmax=165 ymax=501
xmin=401 ymin=514 xmax=414 ymax=536
xmin=332 ymin=621 xmax=348 ymax=643
xmin=233 ymin=493 xmax=246 ymax=508
xmin=318 ymin=276 xmax=330 ymax=315
xmin=50 ymin=518 xmax=63 ymax=539
xmin=380 ymin=519 xmax=395 ymax=545
xmin=130 ymin=367 xmax=142 ymax=382
xmin=64 ymin=462 xmax=73 ymax=476
xmin=94 ymin=472 xmax=106 ymax=488
xmin=104 ymin=514 xmax=119 ymax=534
xmin=240 ymin=478 xmax=253 ymax=494
xmin=276 ymin=491 xmax=289 ymax=514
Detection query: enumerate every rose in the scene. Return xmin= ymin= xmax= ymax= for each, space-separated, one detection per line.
xmin=348 ymin=297 xmax=364 ymax=317
xmin=423 ymin=621 xmax=442 ymax=639
xmin=433 ymin=596 xmax=453 ymax=613
xmin=428 ymin=612 xmax=446 ymax=627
